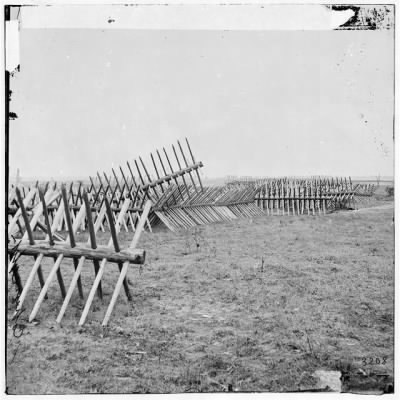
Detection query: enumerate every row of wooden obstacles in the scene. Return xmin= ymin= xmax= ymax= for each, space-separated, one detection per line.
xmin=152 ymin=184 xmax=264 ymax=231
xmin=7 ymin=139 xmax=203 ymax=326
xmin=226 ymin=176 xmax=375 ymax=215
xmin=8 ymin=139 xmax=265 ymax=326
xmin=226 ymin=175 xmax=356 ymax=189
xmin=255 ymin=185 xmax=354 ymax=215
xmin=8 ymin=140 xmax=379 ymax=326
xmin=8 ymin=183 xmax=152 ymax=326
xmin=8 ymin=139 xmax=204 ymax=234
xmin=9 ymin=139 xmax=269 ymax=233
xmin=9 ymin=175 xmax=376 ymax=237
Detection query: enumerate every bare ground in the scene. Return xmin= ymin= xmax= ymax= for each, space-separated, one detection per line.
xmin=6 ymin=200 xmax=394 ymax=394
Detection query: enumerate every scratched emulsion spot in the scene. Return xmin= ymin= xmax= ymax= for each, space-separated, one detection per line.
xmin=6 ymin=20 xmax=20 ymax=74
xmin=333 ymin=5 xmax=394 ymax=30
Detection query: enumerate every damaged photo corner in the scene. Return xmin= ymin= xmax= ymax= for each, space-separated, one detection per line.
xmin=3 ymin=1 xmax=396 ymax=398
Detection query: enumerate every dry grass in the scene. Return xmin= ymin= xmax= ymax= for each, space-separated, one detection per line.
xmin=6 ymin=199 xmax=394 ymax=394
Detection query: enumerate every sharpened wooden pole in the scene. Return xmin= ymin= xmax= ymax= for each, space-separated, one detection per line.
xmin=29 ymin=254 xmax=63 ymax=322
xmin=105 ymin=197 xmax=131 ymax=300
xmin=15 ymin=254 xmax=45 ymax=313
xmin=164 ymin=146 xmax=188 ymax=198
xmin=158 ymin=149 xmax=184 ymax=201
xmin=8 ymin=187 xmax=37 ymax=236
xmin=79 ymin=198 xmax=131 ymax=326
xmin=12 ymin=188 xmax=35 ymax=292
xmin=178 ymin=140 xmax=198 ymax=192
xmin=57 ymin=196 xmax=106 ymax=323
xmin=186 ymin=137 xmax=203 ymax=190
xmin=102 ymin=199 xmax=152 ymax=326
xmin=29 ymin=199 xmax=87 ymax=322
xmin=12 ymin=188 xmax=56 ymax=294
xmin=56 ymin=256 xmax=86 ymax=324
xmin=84 ymin=191 xmax=103 ymax=299
xmin=172 ymin=144 xmax=191 ymax=197
xmin=150 ymin=153 xmax=165 ymax=193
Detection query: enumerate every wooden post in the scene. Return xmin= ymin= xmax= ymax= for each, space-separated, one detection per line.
xmin=140 ymin=156 xmax=161 ymax=200
xmin=186 ymin=137 xmax=203 ymax=190
xmin=56 ymin=196 xmax=106 ymax=323
xmin=105 ymin=197 xmax=132 ymax=300
xmin=102 ymin=200 xmax=152 ymax=326
xmin=83 ymin=191 xmax=103 ymax=299
xmin=11 ymin=188 xmax=34 ymax=293
xmin=172 ymin=145 xmax=191 ymax=197
xmin=61 ymin=185 xmax=83 ymax=298
xmin=8 ymin=188 xmax=37 ymax=236
xmin=178 ymin=140 xmax=198 ymax=192
xmin=134 ymin=159 xmax=146 ymax=186
xmin=29 ymin=198 xmax=87 ymax=322
xmin=126 ymin=161 xmax=142 ymax=207
xmin=16 ymin=198 xmax=66 ymax=312
xmin=90 ymin=176 xmax=102 ymax=206
xmin=78 ymin=198 xmax=132 ymax=325
xmin=118 ymin=166 xmax=136 ymax=229
xmin=150 ymin=153 xmax=165 ymax=194
xmin=161 ymin=148 xmax=184 ymax=201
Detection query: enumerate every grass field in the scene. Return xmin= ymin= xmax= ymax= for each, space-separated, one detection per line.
xmin=6 ymin=193 xmax=394 ymax=394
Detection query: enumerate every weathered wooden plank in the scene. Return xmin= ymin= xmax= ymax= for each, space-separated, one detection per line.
xmin=11 ymin=242 xmax=145 ymax=264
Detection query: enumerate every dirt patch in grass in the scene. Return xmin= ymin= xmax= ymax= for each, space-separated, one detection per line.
xmin=6 ymin=204 xmax=394 ymax=393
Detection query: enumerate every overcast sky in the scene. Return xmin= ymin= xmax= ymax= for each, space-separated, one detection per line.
xmin=8 ymin=6 xmax=394 ymax=180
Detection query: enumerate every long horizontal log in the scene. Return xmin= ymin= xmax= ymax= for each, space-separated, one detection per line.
xmin=141 ymin=162 xmax=203 ymax=190
xmin=8 ymin=204 xmax=144 ymax=215
xmin=9 ymin=242 xmax=145 ymax=265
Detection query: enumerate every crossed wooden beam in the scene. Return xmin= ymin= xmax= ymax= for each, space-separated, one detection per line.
xmin=8 ymin=185 xmax=152 ymax=326
xmin=151 ymin=184 xmax=264 ymax=231
xmin=8 ymin=138 xmax=204 ymax=234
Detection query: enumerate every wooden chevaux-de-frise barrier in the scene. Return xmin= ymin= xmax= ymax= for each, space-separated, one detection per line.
xmin=9 ymin=138 xmax=267 ymax=233
xmin=8 ymin=138 xmax=205 ymax=233
xmin=8 ymin=184 xmax=152 ymax=326
xmin=7 ymin=139 xmax=208 ymax=325
xmin=153 ymin=184 xmax=264 ymax=231
xmin=226 ymin=176 xmax=376 ymax=215
xmin=8 ymin=139 xmax=380 ymax=326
